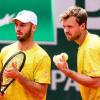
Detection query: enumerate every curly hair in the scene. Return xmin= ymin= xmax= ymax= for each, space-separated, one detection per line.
xmin=60 ymin=6 xmax=88 ymax=25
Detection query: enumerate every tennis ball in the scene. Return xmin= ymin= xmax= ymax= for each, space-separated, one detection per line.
xmin=53 ymin=52 xmax=68 ymax=63
xmin=60 ymin=52 xmax=68 ymax=61
xmin=53 ymin=55 xmax=60 ymax=63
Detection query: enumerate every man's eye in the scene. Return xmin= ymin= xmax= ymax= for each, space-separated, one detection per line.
xmin=21 ymin=24 xmax=26 ymax=27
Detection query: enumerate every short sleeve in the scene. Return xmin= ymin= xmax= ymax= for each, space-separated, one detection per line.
xmin=83 ymin=44 xmax=100 ymax=77
xmin=34 ymin=55 xmax=51 ymax=84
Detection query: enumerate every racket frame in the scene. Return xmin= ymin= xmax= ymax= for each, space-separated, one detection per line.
xmin=0 ymin=51 xmax=26 ymax=94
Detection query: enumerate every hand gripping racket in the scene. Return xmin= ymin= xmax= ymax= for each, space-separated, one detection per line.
xmin=0 ymin=51 xmax=26 ymax=95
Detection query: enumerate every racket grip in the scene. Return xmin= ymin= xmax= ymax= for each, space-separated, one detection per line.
xmin=0 ymin=91 xmax=5 ymax=95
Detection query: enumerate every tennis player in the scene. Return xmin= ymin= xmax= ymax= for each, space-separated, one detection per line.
xmin=0 ymin=10 xmax=51 ymax=100
xmin=53 ymin=6 xmax=100 ymax=100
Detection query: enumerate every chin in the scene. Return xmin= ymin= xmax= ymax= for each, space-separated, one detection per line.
xmin=17 ymin=38 xmax=24 ymax=42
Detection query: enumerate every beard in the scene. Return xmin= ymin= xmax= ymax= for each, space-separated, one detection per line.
xmin=17 ymin=27 xmax=32 ymax=42
xmin=65 ymin=32 xmax=81 ymax=42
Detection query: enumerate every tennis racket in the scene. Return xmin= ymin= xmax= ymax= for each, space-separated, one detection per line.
xmin=0 ymin=51 xmax=26 ymax=95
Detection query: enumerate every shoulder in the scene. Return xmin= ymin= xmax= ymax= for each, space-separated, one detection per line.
xmin=89 ymin=33 xmax=100 ymax=41
xmin=85 ymin=33 xmax=100 ymax=53
xmin=34 ymin=44 xmax=51 ymax=61
xmin=1 ymin=42 xmax=17 ymax=54
xmin=86 ymin=33 xmax=100 ymax=48
xmin=36 ymin=44 xmax=50 ymax=56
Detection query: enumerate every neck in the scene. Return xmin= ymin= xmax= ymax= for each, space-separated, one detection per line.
xmin=75 ymin=31 xmax=87 ymax=46
xmin=18 ymin=39 xmax=35 ymax=51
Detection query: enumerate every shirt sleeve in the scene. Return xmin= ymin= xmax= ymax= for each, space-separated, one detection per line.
xmin=83 ymin=43 xmax=100 ymax=77
xmin=34 ymin=55 xmax=51 ymax=84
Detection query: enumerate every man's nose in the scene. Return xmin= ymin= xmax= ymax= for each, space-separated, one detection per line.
xmin=16 ymin=26 xmax=21 ymax=31
xmin=64 ymin=27 xmax=69 ymax=33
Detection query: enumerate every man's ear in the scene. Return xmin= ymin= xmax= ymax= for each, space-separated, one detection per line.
xmin=80 ymin=23 xmax=86 ymax=31
xmin=32 ymin=24 xmax=37 ymax=32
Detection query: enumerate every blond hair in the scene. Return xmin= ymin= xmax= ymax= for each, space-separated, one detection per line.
xmin=60 ymin=6 xmax=88 ymax=25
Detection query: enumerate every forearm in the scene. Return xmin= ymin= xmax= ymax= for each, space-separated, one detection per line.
xmin=53 ymin=54 xmax=100 ymax=88
xmin=63 ymin=69 xmax=100 ymax=88
xmin=16 ymin=72 xmax=48 ymax=99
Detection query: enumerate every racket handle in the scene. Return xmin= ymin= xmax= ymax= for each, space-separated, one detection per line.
xmin=0 ymin=79 xmax=15 ymax=95
xmin=0 ymin=91 xmax=5 ymax=95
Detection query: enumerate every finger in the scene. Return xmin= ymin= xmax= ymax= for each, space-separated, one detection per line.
xmin=4 ymin=67 xmax=13 ymax=71
xmin=12 ymin=62 xmax=17 ymax=68
xmin=61 ymin=53 xmax=68 ymax=61
xmin=61 ymin=54 xmax=66 ymax=62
